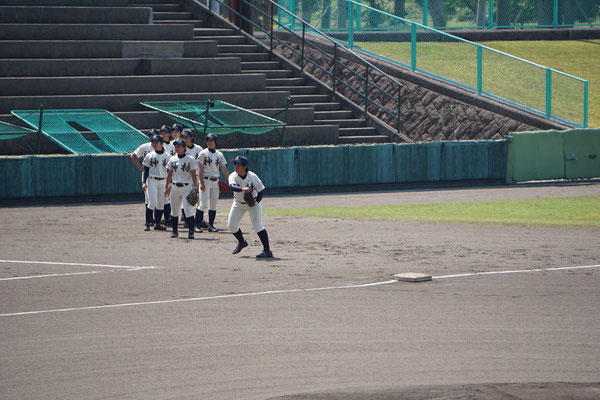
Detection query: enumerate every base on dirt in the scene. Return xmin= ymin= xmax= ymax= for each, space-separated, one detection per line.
xmin=393 ymin=272 xmax=432 ymax=283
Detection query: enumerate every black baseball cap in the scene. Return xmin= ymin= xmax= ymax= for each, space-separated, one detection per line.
xmin=160 ymin=124 xmax=172 ymax=133
xmin=173 ymin=138 xmax=186 ymax=146
xmin=233 ymin=155 xmax=248 ymax=166
xmin=172 ymin=123 xmax=183 ymax=132
xmin=206 ymin=133 xmax=217 ymax=142
xmin=151 ymin=134 xmax=164 ymax=143
xmin=182 ymin=129 xmax=194 ymax=138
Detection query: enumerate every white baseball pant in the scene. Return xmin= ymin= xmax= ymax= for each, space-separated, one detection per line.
xmin=198 ymin=179 xmax=219 ymax=211
xmin=146 ymin=177 xmax=166 ymax=211
xmin=170 ymin=184 xmax=196 ymax=218
xmin=227 ymin=201 xmax=264 ymax=233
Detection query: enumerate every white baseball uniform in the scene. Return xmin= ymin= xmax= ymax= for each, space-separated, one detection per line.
xmin=142 ymin=150 xmax=170 ymax=211
xmin=163 ymin=141 xmax=175 ymax=157
xmin=167 ymin=154 xmax=199 ymax=218
xmin=227 ymin=171 xmax=266 ymax=233
xmin=134 ymin=142 xmax=154 ymax=204
xmin=198 ymin=148 xmax=227 ymax=212
xmin=185 ymin=144 xmax=203 ymax=160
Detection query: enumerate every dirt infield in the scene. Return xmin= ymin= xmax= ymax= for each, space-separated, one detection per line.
xmin=1 ymin=183 xmax=599 ymax=399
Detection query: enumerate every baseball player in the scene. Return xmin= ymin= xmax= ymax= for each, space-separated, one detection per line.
xmin=159 ymin=125 xmax=175 ymax=224
xmin=228 ymin=156 xmax=273 ymax=258
xmin=165 ymin=138 xmax=199 ymax=239
xmin=131 ymin=129 xmax=160 ymax=227
xmin=196 ymin=133 xmax=229 ymax=232
xmin=141 ymin=134 xmax=170 ymax=231
xmin=171 ymin=123 xmax=183 ymax=140
xmin=181 ymin=129 xmax=202 ymax=227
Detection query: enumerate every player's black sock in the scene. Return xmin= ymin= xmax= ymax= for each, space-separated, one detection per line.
xmin=154 ymin=209 xmax=163 ymax=225
xmin=208 ymin=210 xmax=216 ymax=226
xmin=164 ymin=204 xmax=171 ymax=221
xmin=182 ymin=209 xmax=186 ymax=220
xmin=257 ymin=229 xmax=270 ymax=252
xmin=195 ymin=209 xmax=204 ymax=225
xmin=172 ymin=216 xmax=179 ymax=233
xmin=233 ymin=229 xmax=245 ymax=244
xmin=145 ymin=207 xmax=153 ymax=225
xmin=186 ymin=217 xmax=195 ymax=233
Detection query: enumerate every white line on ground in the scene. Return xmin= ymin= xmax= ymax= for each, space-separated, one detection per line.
xmin=1 ymin=264 xmax=599 ymax=318
xmin=0 ymin=259 xmax=155 ymax=271
xmin=0 ymin=271 xmax=102 ymax=281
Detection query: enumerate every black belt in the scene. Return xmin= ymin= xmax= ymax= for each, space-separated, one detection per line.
xmin=150 ymin=176 xmax=165 ymax=180
xmin=204 ymin=177 xmax=218 ymax=181
xmin=173 ymin=182 xmax=189 ymax=187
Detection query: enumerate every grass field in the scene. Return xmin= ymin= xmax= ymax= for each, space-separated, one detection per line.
xmin=356 ymin=40 xmax=599 ymax=127
xmin=265 ymin=196 xmax=600 ymax=227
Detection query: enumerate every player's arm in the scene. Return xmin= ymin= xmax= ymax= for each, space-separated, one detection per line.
xmin=190 ymin=169 xmax=199 ymax=190
xmin=142 ymin=166 xmax=149 ymax=191
xmin=130 ymin=152 xmax=143 ymax=172
xmin=220 ymin=164 xmax=230 ymax=181
xmin=165 ymin=169 xmax=173 ymax=196
xmin=198 ymin=162 xmax=205 ymax=191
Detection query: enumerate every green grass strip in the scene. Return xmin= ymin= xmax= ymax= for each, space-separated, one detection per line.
xmin=265 ymin=196 xmax=600 ymax=227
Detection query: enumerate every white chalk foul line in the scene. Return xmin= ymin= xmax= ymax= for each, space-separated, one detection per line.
xmin=0 ymin=259 xmax=154 ymax=271
xmin=1 ymin=264 xmax=599 ymax=318
xmin=0 ymin=271 xmax=103 ymax=281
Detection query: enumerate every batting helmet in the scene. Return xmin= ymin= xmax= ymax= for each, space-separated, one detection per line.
xmin=233 ymin=155 xmax=248 ymax=166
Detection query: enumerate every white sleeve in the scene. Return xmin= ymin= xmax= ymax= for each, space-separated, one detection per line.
xmin=166 ymin=157 xmax=173 ymax=171
xmin=220 ymin=153 xmax=227 ymax=166
xmin=142 ymin=153 xmax=152 ymax=168
xmin=253 ymin=174 xmax=265 ymax=192
xmin=228 ymin=173 xmax=237 ymax=185
xmin=198 ymin=151 xmax=205 ymax=165
xmin=190 ymin=157 xmax=199 ymax=171
xmin=134 ymin=144 xmax=145 ymax=158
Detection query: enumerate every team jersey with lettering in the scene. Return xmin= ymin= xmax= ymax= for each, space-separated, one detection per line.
xmin=198 ymin=148 xmax=227 ymax=178
xmin=229 ymin=171 xmax=265 ymax=204
xmin=185 ymin=144 xmax=203 ymax=160
xmin=142 ymin=150 xmax=171 ymax=179
xmin=163 ymin=141 xmax=175 ymax=156
xmin=167 ymin=154 xmax=198 ymax=185
xmin=133 ymin=142 xmax=153 ymax=159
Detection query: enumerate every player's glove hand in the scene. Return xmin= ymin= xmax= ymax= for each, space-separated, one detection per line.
xmin=186 ymin=188 xmax=199 ymax=206
xmin=243 ymin=191 xmax=256 ymax=207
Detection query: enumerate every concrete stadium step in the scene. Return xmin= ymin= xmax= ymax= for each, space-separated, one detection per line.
xmin=300 ymin=102 xmax=342 ymax=111
xmin=155 ymin=20 xmax=204 ymax=28
xmin=129 ymin=0 xmax=179 ymax=4
xmin=266 ymin=85 xmax=317 ymax=95
xmin=313 ymin=119 xmax=367 ymax=128
xmin=290 ymin=94 xmax=332 ymax=104
xmin=244 ymin=69 xmax=292 ymax=78
xmin=314 ymin=110 xmax=354 ymax=119
xmin=0 ymin=40 xmax=218 ymax=59
xmin=218 ymin=44 xmax=259 ymax=53
xmin=221 ymin=52 xmax=270 ymax=62
xmin=0 ymin=57 xmax=242 ymax=77
xmin=194 ymin=28 xmax=235 ymax=36
xmin=241 ymin=61 xmax=281 ymax=70
xmin=0 ymin=91 xmax=291 ymax=114
xmin=0 ymin=74 xmax=267 ymax=96
xmin=0 ymin=23 xmax=194 ymax=40
xmin=266 ymin=77 xmax=305 ymax=85
xmin=0 ymin=0 xmax=128 ymax=5
xmin=0 ymin=6 xmax=152 ymax=24
xmin=131 ymin=3 xmax=180 ymax=12
xmin=339 ymin=127 xmax=380 ymax=136
xmin=337 ymin=135 xmax=389 ymax=144
xmin=152 ymin=12 xmax=193 ymax=20
xmin=195 ymin=35 xmax=246 ymax=44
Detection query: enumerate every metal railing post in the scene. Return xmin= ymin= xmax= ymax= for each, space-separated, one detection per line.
xmin=270 ymin=2 xmax=274 ymax=55
xmin=356 ymin=0 xmax=361 ymax=31
xmin=348 ymin=0 xmax=354 ymax=48
xmin=36 ymin=105 xmax=43 ymax=154
xmin=290 ymin=0 xmax=296 ymax=30
xmin=553 ymin=0 xmax=559 ymax=27
xmin=364 ymin=64 xmax=369 ymax=115
xmin=332 ymin=43 xmax=337 ymax=96
xmin=423 ymin=0 xmax=428 ymax=26
xmin=584 ymin=80 xmax=589 ymax=128
xmin=410 ymin=23 xmax=416 ymax=71
xmin=237 ymin=0 xmax=243 ymax=33
xmin=488 ymin=0 xmax=494 ymax=29
xmin=397 ymin=85 xmax=402 ymax=134
xmin=477 ymin=45 xmax=482 ymax=95
xmin=545 ymin=68 xmax=552 ymax=119
xmin=300 ymin=22 xmax=305 ymax=72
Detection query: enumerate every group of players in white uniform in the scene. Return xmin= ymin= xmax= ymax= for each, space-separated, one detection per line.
xmin=130 ymin=123 xmax=273 ymax=258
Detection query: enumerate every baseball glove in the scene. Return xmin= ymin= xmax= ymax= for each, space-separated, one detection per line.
xmin=186 ymin=189 xmax=199 ymax=206
xmin=218 ymin=180 xmax=229 ymax=194
xmin=244 ymin=191 xmax=256 ymax=207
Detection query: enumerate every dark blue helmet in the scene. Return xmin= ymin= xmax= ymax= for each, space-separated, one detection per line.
xmin=151 ymin=134 xmax=164 ymax=143
xmin=172 ymin=123 xmax=183 ymax=132
xmin=206 ymin=133 xmax=217 ymax=143
xmin=173 ymin=138 xmax=186 ymax=147
xmin=182 ymin=129 xmax=194 ymax=138
xmin=149 ymin=128 xmax=160 ymax=138
xmin=233 ymin=155 xmax=248 ymax=166
xmin=160 ymin=124 xmax=172 ymax=134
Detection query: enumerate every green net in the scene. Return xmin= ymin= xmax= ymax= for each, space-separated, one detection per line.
xmin=140 ymin=100 xmax=286 ymax=136
xmin=0 ymin=121 xmax=35 ymax=140
xmin=11 ymin=109 xmax=149 ymax=154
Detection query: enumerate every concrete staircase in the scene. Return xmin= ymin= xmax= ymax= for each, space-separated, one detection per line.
xmin=0 ymin=0 xmax=388 ymax=154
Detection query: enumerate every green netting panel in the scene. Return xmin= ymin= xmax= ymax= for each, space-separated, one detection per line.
xmin=0 ymin=121 xmax=35 ymax=140
xmin=140 ymin=100 xmax=286 ymax=136
xmin=11 ymin=109 xmax=148 ymax=154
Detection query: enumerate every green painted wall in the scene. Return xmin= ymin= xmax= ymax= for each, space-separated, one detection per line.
xmin=1 ymin=141 xmax=507 ymax=200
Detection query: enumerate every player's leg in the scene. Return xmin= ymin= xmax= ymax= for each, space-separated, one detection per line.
xmin=228 ymin=203 xmax=248 ymax=254
xmin=154 ymin=181 xmax=167 ymax=230
xmin=196 ymin=188 xmax=209 ymax=230
xmin=249 ymin=203 xmax=273 ymax=258
xmin=145 ymin=181 xmax=158 ymax=231
xmin=143 ymin=185 xmax=154 ymax=229
xmin=163 ymin=201 xmax=171 ymax=226
xmin=207 ymin=185 xmax=219 ymax=232
xmin=170 ymin=186 xmax=183 ymax=238
xmin=182 ymin=188 xmax=197 ymax=239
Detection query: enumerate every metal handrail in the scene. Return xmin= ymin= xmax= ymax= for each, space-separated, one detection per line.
xmin=206 ymin=0 xmax=407 ymax=139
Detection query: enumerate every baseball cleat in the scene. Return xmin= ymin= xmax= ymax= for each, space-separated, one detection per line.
xmin=232 ymin=240 xmax=248 ymax=254
xmin=256 ymin=250 xmax=274 ymax=259
xmin=194 ymin=226 xmax=203 ymax=233
xmin=188 ymin=232 xmax=195 ymax=239
xmin=170 ymin=231 xmax=178 ymax=238
xmin=154 ymin=224 xmax=167 ymax=231
xmin=207 ymin=225 xmax=217 ymax=232
xmin=144 ymin=224 xmax=151 ymax=231
xmin=198 ymin=221 xmax=208 ymax=229
xmin=183 ymin=222 xmax=189 ymax=229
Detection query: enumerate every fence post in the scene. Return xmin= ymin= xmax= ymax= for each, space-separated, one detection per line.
xmin=290 ymin=0 xmax=296 ymax=30
xmin=553 ymin=0 xmax=559 ymax=27
xmin=545 ymin=68 xmax=552 ymax=119
xmin=397 ymin=84 xmax=402 ymax=135
xmin=488 ymin=0 xmax=493 ymax=29
xmin=477 ymin=45 xmax=482 ymax=95
xmin=237 ymin=0 xmax=243 ymax=33
xmin=332 ymin=43 xmax=337 ymax=96
xmin=410 ymin=23 xmax=416 ymax=71
xmin=36 ymin=105 xmax=44 ymax=154
xmin=423 ymin=0 xmax=428 ymax=26
xmin=300 ymin=22 xmax=305 ymax=72
xmin=364 ymin=64 xmax=369 ymax=115
xmin=348 ymin=0 xmax=354 ymax=48
xmin=584 ymin=80 xmax=589 ymax=128
xmin=356 ymin=0 xmax=361 ymax=31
